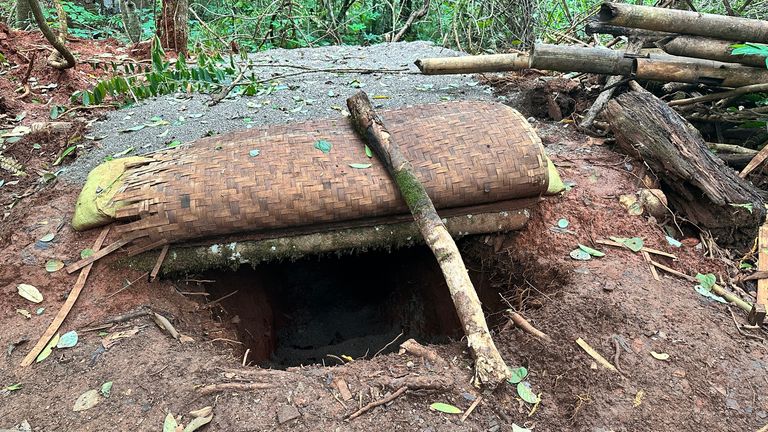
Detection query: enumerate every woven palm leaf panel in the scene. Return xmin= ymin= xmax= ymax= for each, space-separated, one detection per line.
xmin=114 ymin=101 xmax=548 ymax=253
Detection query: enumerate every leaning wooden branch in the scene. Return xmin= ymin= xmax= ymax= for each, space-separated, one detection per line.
xmin=346 ymin=91 xmax=511 ymax=388
xmin=25 ymin=0 xmax=75 ymax=69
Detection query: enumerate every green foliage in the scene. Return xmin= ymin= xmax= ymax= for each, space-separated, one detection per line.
xmin=72 ymin=39 xmax=245 ymax=106
xmin=731 ymin=43 xmax=768 ymax=68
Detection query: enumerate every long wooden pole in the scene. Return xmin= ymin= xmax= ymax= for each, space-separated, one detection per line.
xmin=346 ymin=91 xmax=512 ymax=388
xmin=415 ymin=53 xmax=530 ymax=75
xmin=658 ymin=35 xmax=767 ymax=68
xmin=598 ymin=2 xmax=768 ymax=44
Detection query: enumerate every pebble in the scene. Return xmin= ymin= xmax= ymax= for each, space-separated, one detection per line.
xmin=277 ymin=405 xmax=301 ymax=424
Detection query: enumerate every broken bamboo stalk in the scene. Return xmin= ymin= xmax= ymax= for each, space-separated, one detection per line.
xmin=657 ymin=36 xmax=767 ymax=69
xmin=346 ymin=91 xmax=511 ymax=388
xmin=597 ymin=2 xmax=768 ymax=44
xmin=740 ymin=142 xmax=768 ymax=178
xmin=749 ymin=223 xmax=768 ymax=324
xmin=415 ymin=53 xmax=530 ymax=75
xmin=669 ymin=83 xmax=768 ymax=107
xmin=580 ymin=39 xmax=643 ymax=130
xmin=634 ymin=57 xmax=768 ymax=88
xmin=708 ymin=143 xmax=758 ymax=155
xmin=125 ymin=209 xmax=530 ymax=276
xmin=531 ymin=43 xmax=634 ymax=76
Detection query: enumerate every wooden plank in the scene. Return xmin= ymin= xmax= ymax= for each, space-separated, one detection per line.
xmin=21 ymin=227 xmax=110 ymax=367
xmin=64 ymin=238 xmax=130 ymax=274
xmin=749 ymin=224 xmax=768 ymax=325
xmin=149 ymin=245 xmax=169 ymax=282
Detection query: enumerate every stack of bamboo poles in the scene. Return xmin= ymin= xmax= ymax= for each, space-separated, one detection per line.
xmin=417 ymin=2 xmax=768 ymax=88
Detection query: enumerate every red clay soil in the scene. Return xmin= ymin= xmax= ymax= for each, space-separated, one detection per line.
xmin=0 ymin=119 xmax=766 ymax=431
xmin=0 ymin=23 xmax=128 ymax=123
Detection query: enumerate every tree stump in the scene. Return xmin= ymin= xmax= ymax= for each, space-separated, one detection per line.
xmin=604 ymin=90 xmax=765 ymax=246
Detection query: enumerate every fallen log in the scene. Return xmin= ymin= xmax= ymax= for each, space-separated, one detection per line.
xmin=415 ymin=53 xmax=529 ymax=75
xmin=597 ymin=2 xmax=768 ymax=44
xmin=603 ymin=89 xmax=765 ymax=246
xmin=657 ymin=36 xmax=767 ymax=68
xmin=123 ymin=208 xmax=531 ymax=275
xmin=346 ymin=91 xmax=511 ymax=388
xmin=531 ymin=43 xmax=634 ymax=76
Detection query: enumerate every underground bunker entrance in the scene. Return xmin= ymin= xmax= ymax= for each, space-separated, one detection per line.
xmin=195 ymin=243 xmax=507 ymax=369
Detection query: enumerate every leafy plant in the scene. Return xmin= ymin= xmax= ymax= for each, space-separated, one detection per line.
xmin=731 ymin=43 xmax=768 ymax=68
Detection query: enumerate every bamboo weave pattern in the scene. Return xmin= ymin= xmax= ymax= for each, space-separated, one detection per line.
xmin=114 ymin=101 xmax=548 ymax=250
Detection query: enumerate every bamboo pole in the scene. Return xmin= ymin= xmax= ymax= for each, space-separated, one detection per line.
xmin=531 ymin=43 xmax=634 ymax=76
xmin=415 ymin=53 xmax=530 ymax=75
xmin=598 ymin=2 xmax=768 ymax=44
xmin=584 ymin=20 xmax=673 ymax=40
xmin=669 ymin=82 xmax=768 ymax=107
xmin=634 ymin=57 xmax=768 ymax=87
xmin=346 ymin=91 xmax=511 ymax=388
xmin=658 ymin=35 xmax=767 ymax=68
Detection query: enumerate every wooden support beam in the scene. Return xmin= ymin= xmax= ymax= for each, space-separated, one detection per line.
xmin=415 ymin=53 xmax=530 ymax=75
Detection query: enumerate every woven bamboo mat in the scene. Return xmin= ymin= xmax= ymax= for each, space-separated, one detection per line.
xmin=113 ymin=101 xmax=548 ymax=254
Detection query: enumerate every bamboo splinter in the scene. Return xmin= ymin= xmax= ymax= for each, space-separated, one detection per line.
xmin=346 ymin=91 xmax=511 ymax=388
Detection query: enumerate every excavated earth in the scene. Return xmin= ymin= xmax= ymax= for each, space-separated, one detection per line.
xmin=1 ymin=42 xmax=766 ymax=431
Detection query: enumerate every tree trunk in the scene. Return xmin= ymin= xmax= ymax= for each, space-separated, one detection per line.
xmin=156 ymin=0 xmax=188 ymax=54
xmin=604 ymin=89 xmax=765 ymax=247
xmin=598 ymin=2 xmax=768 ymax=44
xmin=25 ymin=0 xmax=76 ymax=69
xmin=346 ymin=91 xmax=512 ymax=388
xmin=634 ymin=57 xmax=768 ymax=88
xmin=16 ymin=0 xmax=33 ymax=28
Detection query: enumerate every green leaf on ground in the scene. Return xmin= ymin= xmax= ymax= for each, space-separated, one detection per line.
xmin=80 ymin=249 xmax=95 ymax=259
xmin=516 ymin=381 xmax=540 ymax=404
xmin=36 ymin=333 xmax=60 ymax=363
xmin=365 ymin=145 xmax=373 ymax=158
xmin=578 ymin=244 xmax=605 ymax=257
xmin=57 ymin=330 xmax=78 ymax=348
xmin=45 ymin=260 xmax=64 ymax=272
xmin=569 ymin=249 xmax=591 ymax=261
xmin=100 ymin=381 xmax=113 ymax=398
xmin=610 ymin=236 xmax=644 ymax=252
xmin=429 ymin=402 xmax=462 ymax=414
xmin=39 ymin=233 xmax=55 ymax=242
xmin=507 ymin=366 xmax=528 ymax=384
xmin=557 ymin=218 xmax=569 ymax=228
xmin=349 ymin=163 xmax=372 ymax=169
xmin=163 ymin=413 xmax=179 ymax=432
xmin=314 ymin=140 xmax=332 ymax=154
xmin=695 ymin=273 xmax=716 ymax=290
xmin=249 ymin=149 xmax=260 ymax=157
xmin=2 ymin=383 xmax=22 ymax=392
xmin=183 ymin=415 xmax=213 ymax=432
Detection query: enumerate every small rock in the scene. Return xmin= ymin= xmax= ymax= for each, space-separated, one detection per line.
xmin=406 ymin=360 xmax=415 ymax=368
xmin=277 ymin=405 xmax=300 ymax=424
xmin=725 ymin=398 xmax=740 ymax=410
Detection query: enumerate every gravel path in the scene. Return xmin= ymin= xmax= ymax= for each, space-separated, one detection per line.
xmin=62 ymin=41 xmax=503 ymax=184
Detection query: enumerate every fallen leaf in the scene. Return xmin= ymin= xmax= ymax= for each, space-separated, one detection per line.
xmin=2 ymin=383 xmax=22 ymax=392
xmin=56 ymin=330 xmax=78 ymax=348
xmin=80 ymin=249 xmax=94 ymax=259
xmin=610 ymin=236 xmax=644 ymax=252
xmin=73 ymin=389 xmax=101 ymax=412
xmin=39 ymin=233 xmax=55 ymax=242
xmin=120 ymin=124 xmax=146 ymax=133
xmin=578 ymin=244 xmax=605 ymax=257
xmin=633 ymin=389 xmax=645 ymax=407
xmin=45 ymin=260 xmax=64 ymax=272
xmin=512 ymin=424 xmax=532 ymax=432
xmin=557 ymin=218 xmax=569 ymax=228
xmin=248 ymin=149 xmax=260 ymax=157
xmin=35 ymin=307 xmax=45 ymax=315
xmin=516 ymin=381 xmax=540 ymax=404
xmin=365 ymin=145 xmax=373 ymax=158
xmin=695 ymin=273 xmax=716 ymax=290
xmin=102 ymin=327 xmax=140 ymax=349
xmin=189 ymin=406 xmax=213 ymax=418
xmin=314 ymin=140 xmax=332 ymax=154
xmin=372 ymin=95 xmax=390 ymax=99
xmin=183 ymin=415 xmax=213 ymax=432
xmin=100 ymin=381 xmax=113 ymax=398
xmin=17 ymin=309 xmax=31 ymax=319
xmin=17 ymin=284 xmax=43 ymax=303
xmin=429 ymin=402 xmax=462 ymax=414
xmin=163 ymin=413 xmax=179 ymax=432
xmin=569 ymin=249 xmax=591 ymax=261
xmin=695 ymin=285 xmax=727 ymax=303
xmin=650 ymin=351 xmax=670 ymax=361
xmin=36 ymin=333 xmax=60 ymax=363
xmin=507 ymin=366 xmax=528 ymax=384
xmin=349 ymin=163 xmax=372 ymax=169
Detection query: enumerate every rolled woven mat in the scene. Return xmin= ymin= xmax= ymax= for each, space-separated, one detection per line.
xmin=112 ymin=101 xmax=550 ymax=254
